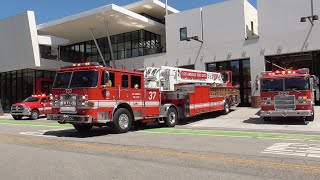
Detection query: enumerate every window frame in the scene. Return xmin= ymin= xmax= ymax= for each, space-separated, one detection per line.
xmin=180 ymin=27 xmax=188 ymax=41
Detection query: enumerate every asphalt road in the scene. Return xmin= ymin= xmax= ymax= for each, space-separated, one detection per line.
xmin=0 ymin=120 xmax=320 ymax=180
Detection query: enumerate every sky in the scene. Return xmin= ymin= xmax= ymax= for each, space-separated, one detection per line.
xmin=0 ymin=0 xmax=257 ymax=24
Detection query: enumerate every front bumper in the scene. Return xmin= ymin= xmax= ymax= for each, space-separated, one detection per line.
xmin=260 ymin=110 xmax=313 ymax=117
xmin=10 ymin=111 xmax=31 ymax=116
xmin=47 ymin=114 xmax=93 ymax=124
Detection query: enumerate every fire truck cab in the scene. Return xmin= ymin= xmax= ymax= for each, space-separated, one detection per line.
xmin=259 ymin=68 xmax=317 ymax=122
xmin=47 ymin=63 xmax=239 ymax=133
xmin=11 ymin=94 xmax=51 ymax=120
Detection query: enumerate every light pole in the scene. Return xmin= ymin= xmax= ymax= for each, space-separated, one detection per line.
xmin=300 ymin=0 xmax=318 ymax=25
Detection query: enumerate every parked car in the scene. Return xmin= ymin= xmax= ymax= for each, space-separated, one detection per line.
xmin=11 ymin=95 xmax=51 ymax=120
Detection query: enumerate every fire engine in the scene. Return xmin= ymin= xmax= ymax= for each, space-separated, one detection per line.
xmin=11 ymin=94 xmax=51 ymax=120
xmin=47 ymin=62 xmax=240 ymax=133
xmin=260 ymin=68 xmax=317 ymax=123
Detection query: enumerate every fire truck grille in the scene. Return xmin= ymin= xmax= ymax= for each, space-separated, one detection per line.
xmin=60 ymin=94 xmax=77 ymax=113
xmin=274 ymin=95 xmax=295 ymax=110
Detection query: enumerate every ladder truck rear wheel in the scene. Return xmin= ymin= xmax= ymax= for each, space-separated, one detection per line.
xmin=111 ymin=108 xmax=133 ymax=134
xmin=221 ymin=101 xmax=230 ymax=115
xmin=164 ymin=107 xmax=178 ymax=127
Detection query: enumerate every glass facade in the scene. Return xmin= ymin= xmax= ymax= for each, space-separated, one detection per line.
xmin=39 ymin=45 xmax=57 ymax=60
xmin=0 ymin=69 xmax=56 ymax=112
xmin=207 ymin=59 xmax=251 ymax=106
xmin=59 ymin=29 xmax=163 ymax=65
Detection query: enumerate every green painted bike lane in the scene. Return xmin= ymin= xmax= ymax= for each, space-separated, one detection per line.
xmin=1 ymin=119 xmax=320 ymax=141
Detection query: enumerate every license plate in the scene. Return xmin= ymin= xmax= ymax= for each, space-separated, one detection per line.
xmin=61 ymin=115 xmax=75 ymax=121
xmin=61 ymin=101 xmax=75 ymax=106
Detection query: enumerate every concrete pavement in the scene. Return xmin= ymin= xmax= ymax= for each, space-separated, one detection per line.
xmin=182 ymin=107 xmax=320 ymax=133
xmin=0 ymin=122 xmax=320 ymax=179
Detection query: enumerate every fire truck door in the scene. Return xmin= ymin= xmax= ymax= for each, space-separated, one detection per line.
xmin=40 ymin=98 xmax=50 ymax=114
xmin=144 ymin=89 xmax=160 ymax=117
xmin=130 ymin=75 xmax=144 ymax=118
xmin=120 ymin=74 xmax=130 ymax=101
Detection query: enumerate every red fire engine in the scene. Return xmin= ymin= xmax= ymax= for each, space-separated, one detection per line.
xmin=47 ymin=62 xmax=240 ymax=133
xmin=11 ymin=94 xmax=51 ymax=120
xmin=260 ymin=68 xmax=317 ymax=123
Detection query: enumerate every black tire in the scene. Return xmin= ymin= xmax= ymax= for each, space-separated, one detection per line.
xmin=221 ymin=101 xmax=230 ymax=115
xmin=112 ymin=108 xmax=133 ymax=134
xmin=12 ymin=115 xmax=23 ymax=120
xmin=163 ymin=107 xmax=178 ymax=127
xmin=29 ymin=110 xmax=39 ymax=120
xmin=73 ymin=124 xmax=93 ymax=132
xmin=305 ymin=109 xmax=314 ymax=122
xmin=263 ymin=117 xmax=272 ymax=122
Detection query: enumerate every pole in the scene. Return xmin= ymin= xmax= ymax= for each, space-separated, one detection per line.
xmin=104 ymin=20 xmax=116 ymax=68
xmin=311 ymin=0 xmax=314 ymax=17
xmin=89 ymin=28 xmax=107 ymax=67
xmin=165 ymin=0 xmax=168 ymax=16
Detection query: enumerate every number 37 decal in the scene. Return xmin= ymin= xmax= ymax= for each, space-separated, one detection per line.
xmin=148 ymin=91 xmax=157 ymax=100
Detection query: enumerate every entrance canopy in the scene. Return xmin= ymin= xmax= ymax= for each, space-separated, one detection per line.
xmin=37 ymin=2 xmax=171 ymax=45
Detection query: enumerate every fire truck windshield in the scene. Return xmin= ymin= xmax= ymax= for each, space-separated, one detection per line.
xmin=53 ymin=70 xmax=98 ymax=89
xmin=69 ymin=70 xmax=98 ymax=88
xmin=23 ymin=97 xmax=40 ymax=102
xmin=261 ymin=79 xmax=284 ymax=92
xmin=53 ymin=72 xmax=72 ymax=89
xmin=285 ymin=77 xmax=309 ymax=91
xmin=261 ymin=77 xmax=310 ymax=92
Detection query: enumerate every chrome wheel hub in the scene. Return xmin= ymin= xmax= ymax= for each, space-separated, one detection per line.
xmin=119 ymin=114 xmax=129 ymax=129
xmin=168 ymin=112 xmax=176 ymax=124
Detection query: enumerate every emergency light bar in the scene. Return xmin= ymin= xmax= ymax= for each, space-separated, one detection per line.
xmin=261 ymin=68 xmax=309 ymax=76
xmin=63 ymin=62 xmax=101 ymax=69
xmin=31 ymin=94 xmax=46 ymax=97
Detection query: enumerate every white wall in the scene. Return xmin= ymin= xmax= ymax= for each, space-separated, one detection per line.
xmin=144 ymin=0 xmax=262 ymax=96
xmin=258 ymin=0 xmax=320 ymax=56
xmin=0 ymin=11 xmax=41 ymax=72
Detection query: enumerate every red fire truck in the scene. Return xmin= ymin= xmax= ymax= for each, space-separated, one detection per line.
xmin=47 ymin=62 xmax=239 ymax=133
xmin=260 ymin=68 xmax=317 ymax=123
xmin=11 ymin=94 xmax=51 ymax=120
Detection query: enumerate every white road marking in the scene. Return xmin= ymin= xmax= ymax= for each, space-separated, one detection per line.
xmin=19 ymin=128 xmax=68 ymax=138
xmin=262 ymin=143 xmax=320 ymax=158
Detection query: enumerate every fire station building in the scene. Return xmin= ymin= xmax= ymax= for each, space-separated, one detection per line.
xmin=0 ymin=0 xmax=320 ymax=111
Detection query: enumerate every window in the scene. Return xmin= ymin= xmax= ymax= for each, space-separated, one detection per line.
xmin=131 ymin=75 xmax=141 ymax=89
xmin=102 ymin=72 xmax=115 ymax=87
xmin=122 ymin=74 xmax=129 ymax=88
xmin=251 ymin=21 xmax=254 ymax=35
xmin=180 ymin=27 xmax=187 ymax=41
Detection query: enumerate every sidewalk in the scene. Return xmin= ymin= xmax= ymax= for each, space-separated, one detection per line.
xmin=0 ymin=113 xmax=13 ymax=120
xmin=183 ymin=107 xmax=320 ymax=133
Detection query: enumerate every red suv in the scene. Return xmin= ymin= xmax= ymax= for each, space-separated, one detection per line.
xmin=11 ymin=95 xmax=51 ymax=120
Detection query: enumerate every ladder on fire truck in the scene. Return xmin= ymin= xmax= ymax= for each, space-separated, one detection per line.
xmin=144 ymin=66 xmax=224 ymax=91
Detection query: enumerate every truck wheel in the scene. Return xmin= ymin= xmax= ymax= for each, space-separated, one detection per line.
xmin=305 ymin=109 xmax=314 ymax=122
xmin=12 ymin=115 xmax=23 ymax=120
xmin=29 ymin=110 xmax=39 ymax=120
xmin=221 ymin=101 xmax=230 ymax=115
xmin=73 ymin=124 xmax=92 ymax=132
xmin=164 ymin=107 xmax=178 ymax=127
xmin=112 ymin=108 xmax=132 ymax=134
xmin=263 ymin=117 xmax=272 ymax=122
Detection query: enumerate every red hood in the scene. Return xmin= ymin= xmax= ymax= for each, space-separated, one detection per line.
xmin=12 ymin=102 xmax=38 ymax=106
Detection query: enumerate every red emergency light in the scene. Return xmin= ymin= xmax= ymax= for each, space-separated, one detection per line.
xmin=262 ymin=68 xmax=309 ymax=76
xmin=63 ymin=62 xmax=101 ymax=69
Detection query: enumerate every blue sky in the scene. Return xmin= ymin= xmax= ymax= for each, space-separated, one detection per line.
xmin=0 ymin=0 xmax=256 ymax=24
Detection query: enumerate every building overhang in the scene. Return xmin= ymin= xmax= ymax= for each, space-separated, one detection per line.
xmin=124 ymin=0 xmax=179 ymax=19
xmin=37 ymin=4 xmax=165 ymax=45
